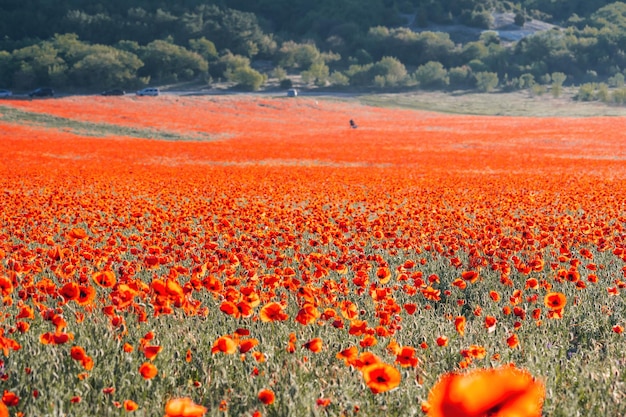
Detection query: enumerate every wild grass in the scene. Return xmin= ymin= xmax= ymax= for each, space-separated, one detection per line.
xmin=0 ymin=104 xmax=214 ymax=141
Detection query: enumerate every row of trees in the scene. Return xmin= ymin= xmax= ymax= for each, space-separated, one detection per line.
xmin=3 ymin=2 xmax=626 ymax=94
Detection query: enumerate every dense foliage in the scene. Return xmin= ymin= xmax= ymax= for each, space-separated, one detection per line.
xmin=2 ymin=0 xmax=626 ymax=94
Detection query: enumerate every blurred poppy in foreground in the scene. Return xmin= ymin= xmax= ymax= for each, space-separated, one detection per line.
xmin=164 ymin=397 xmax=207 ymax=417
xmin=426 ymin=366 xmax=544 ymax=417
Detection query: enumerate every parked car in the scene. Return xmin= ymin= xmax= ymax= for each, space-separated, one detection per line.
xmin=136 ymin=87 xmax=159 ymax=96
xmin=0 ymin=89 xmax=12 ymax=98
xmin=101 ymin=89 xmax=125 ymax=96
xmin=28 ymin=87 xmax=54 ymax=98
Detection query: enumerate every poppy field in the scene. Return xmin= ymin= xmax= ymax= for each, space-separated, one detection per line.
xmin=0 ymin=95 xmax=625 ymax=416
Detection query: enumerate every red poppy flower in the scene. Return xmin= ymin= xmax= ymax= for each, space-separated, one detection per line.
xmin=303 ymin=337 xmax=323 ymax=353
xmin=138 ymin=362 xmax=157 ymax=379
xmin=454 ymin=316 xmax=466 ymax=337
xmin=544 ymin=292 xmax=566 ymax=310
xmin=211 ymin=336 xmax=237 ymax=354
xmin=259 ymin=302 xmax=288 ymax=322
xmin=361 ymin=362 xmax=401 ymax=394
xmin=395 ymin=346 xmax=419 ymax=368
xmin=239 ymin=338 xmax=259 ymax=354
xmin=144 ymin=345 xmax=162 ymax=361
xmin=258 ymin=389 xmax=275 ymax=405
xmin=1 ymin=390 xmax=19 ymax=406
xmin=124 ymin=400 xmax=139 ymax=411
xmin=93 ymin=270 xmax=117 ymax=288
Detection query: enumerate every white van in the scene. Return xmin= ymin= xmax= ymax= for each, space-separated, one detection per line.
xmin=136 ymin=87 xmax=160 ymax=96
xmin=287 ymin=88 xmax=298 ymax=97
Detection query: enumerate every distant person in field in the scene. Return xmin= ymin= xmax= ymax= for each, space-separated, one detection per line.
xmin=350 ymin=119 xmax=357 ymax=129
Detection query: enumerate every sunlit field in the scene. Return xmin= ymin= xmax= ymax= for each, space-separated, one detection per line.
xmin=1 ymin=95 xmax=625 ymax=416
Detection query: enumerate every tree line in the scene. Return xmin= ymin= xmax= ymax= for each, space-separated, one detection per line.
xmin=1 ymin=1 xmax=626 ymax=97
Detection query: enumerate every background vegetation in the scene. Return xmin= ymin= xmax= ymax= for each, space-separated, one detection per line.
xmin=3 ymin=0 xmax=626 ymax=99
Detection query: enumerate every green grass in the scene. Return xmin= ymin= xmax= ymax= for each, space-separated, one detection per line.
xmin=0 ymin=104 xmax=216 ymax=141
xmin=4 ymin=243 xmax=626 ymax=416
xmin=355 ymin=89 xmax=626 ymax=117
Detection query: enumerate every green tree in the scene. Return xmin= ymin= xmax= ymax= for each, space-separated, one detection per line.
xmin=575 ymin=83 xmax=597 ymax=101
xmin=329 ymin=71 xmax=349 ymax=86
xmin=413 ymin=61 xmax=449 ymax=89
xmin=519 ymin=73 xmax=536 ymax=89
xmin=226 ymin=66 xmax=266 ymax=91
xmin=448 ymin=66 xmax=472 ymax=88
xmin=211 ymin=52 xmax=250 ymax=79
xmin=278 ymin=41 xmax=322 ymax=69
xmin=71 ymin=46 xmax=143 ymax=89
xmin=139 ymin=40 xmax=208 ymax=83
xmin=189 ymin=37 xmax=218 ymax=62
xmin=474 ymin=71 xmax=499 ymax=92
xmin=301 ymin=61 xmax=329 ymax=86
xmin=371 ymin=56 xmax=408 ymax=87
xmin=608 ymin=73 xmax=625 ymax=87
xmin=10 ymin=43 xmax=67 ymax=88
xmin=550 ymin=72 xmax=567 ymax=97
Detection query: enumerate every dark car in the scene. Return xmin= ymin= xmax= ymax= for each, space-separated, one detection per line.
xmin=101 ymin=89 xmax=125 ymax=96
xmin=28 ymin=87 xmax=54 ymax=98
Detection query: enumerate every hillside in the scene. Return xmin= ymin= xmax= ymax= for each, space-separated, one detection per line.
xmin=1 ymin=0 xmax=626 ymax=99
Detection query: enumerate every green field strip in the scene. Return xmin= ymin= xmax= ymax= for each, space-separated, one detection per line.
xmin=0 ymin=104 xmax=217 ymax=141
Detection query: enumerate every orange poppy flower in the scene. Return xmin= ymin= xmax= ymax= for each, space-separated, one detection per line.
xmin=427 ymin=366 xmax=545 ymax=417
xmin=395 ymin=346 xmax=419 ymax=368
xmin=461 ymin=271 xmax=479 ymax=283
xmin=164 ymin=397 xmax=207 ymax=417
xmin=0 ymin=401 xmax=7 ymax=417
xmin=124 ymin=400 xmax=139 ymax=411
xmin=239 ymin=338 xmax=259 ymax=354
xmin=454 ymin=316 xmax=466 ymax=337
xmin=39 ymin=331 xmax=73 ymax=345
xmin=144 ymin=345 xmax=162 ymax=361
xmin=76 ymin=285 xmax=96 ymax=306
xmin=211 ymin=336 xmax=237 ymax=354
xmin=544 ymin=292 xmax=566 ymax=310
xmin=376 ymin=267 xmax=392 ymax=284
xmin=92 ymin=270 xmax=116 ymax=288
xmin=0 ymin=277 xmax=13 ymax=297
xmin=259 ymin=302 xmax=288 ymax=322
xmin=361 ymin=362 xmax=401 ymax=394
xmin=507 ymin=333 xmax=520 ymax=349
xmin=59 ymin=282 xmax=80 ymax=301
xmin=355 ymin=351 xmax=381 ymax=369
xmin=404 ymin=303 xmax=417 ymax=315
xmin=303 ymin=337 xmax=323 ymax=353
xmin=219 ymin=301 xmax=240 ymax=318
xmin=138 ymin=362 xmax=158 ymax=379
xmin=68 ymin=227 xmax=88 ymax=239
xmin=336 ymin=345 xmax=359 ymax=365
xmin=1 ymin=390 xmax=19 ymax=406
xmin=295 ymin=304 xmax=320 ymax=325
xmin=258 ymin=389 xmax=275 ymax=405
xmin=70 ymin=346 xmax=87 ymax=361
xmin=484 ymin=316 xmax=497 ymax=332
